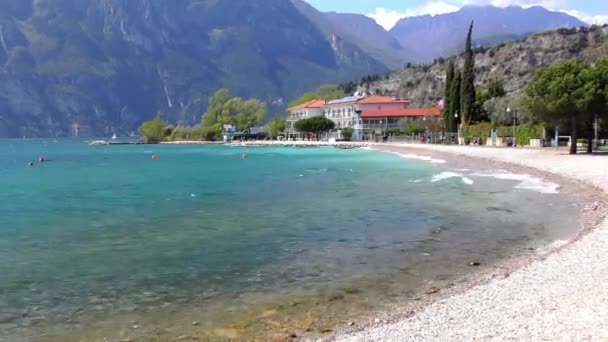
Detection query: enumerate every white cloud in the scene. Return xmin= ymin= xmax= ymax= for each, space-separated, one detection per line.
xmin=366 ymin=0 xmax=608 ymax=30
xmin=561 ymin=9 xmax=608 ymax=25
xmin=462 ymin=0 xmax=567 ymax=7
xmin=368 ymin=1 xmax=460 ymax=30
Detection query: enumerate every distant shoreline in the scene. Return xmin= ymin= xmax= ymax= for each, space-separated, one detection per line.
xmin=165 ymin=140 xmax=372 ymax=148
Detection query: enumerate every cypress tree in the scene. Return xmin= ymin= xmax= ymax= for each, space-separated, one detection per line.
xmin=449 ymin=69 xmax=461 ymax=131
xmin=461 ymin=21 xmax=476 ymax=126
xmin=443 ymin=59 xmax=455 ymax=132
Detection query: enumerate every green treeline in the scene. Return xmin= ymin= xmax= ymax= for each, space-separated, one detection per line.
xmin=525 ymin=59 xmax=608 ymax=154
xmin=139 ymin=88 xmax=277 ymax=143
xmin=287 ymin=84 xmax=345 ymax=109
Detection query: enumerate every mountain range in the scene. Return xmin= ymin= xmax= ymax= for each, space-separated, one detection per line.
xmin=390 ymin=6 xmax=586 ymax=61
xmin=0 ymin=0 xmax=588 ymax=137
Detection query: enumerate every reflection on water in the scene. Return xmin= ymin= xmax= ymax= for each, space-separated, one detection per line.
xmin=0 ymin=141 xmax=580 ymax=341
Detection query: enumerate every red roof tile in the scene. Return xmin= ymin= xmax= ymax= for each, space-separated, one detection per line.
xmin=361 ymin=108 xmax=441 ymax=118
xmin=288 ymin=99 xmax=325 ymax=111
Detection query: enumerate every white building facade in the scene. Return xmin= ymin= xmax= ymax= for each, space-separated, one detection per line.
xmin=286 ymin=94 xmax=440 ymax=141
xmin=286 ymin=99 xmax=325 ymax=140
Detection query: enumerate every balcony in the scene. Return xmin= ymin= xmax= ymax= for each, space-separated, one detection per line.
xmin=360 ymin=123 xmax=401 ymax=130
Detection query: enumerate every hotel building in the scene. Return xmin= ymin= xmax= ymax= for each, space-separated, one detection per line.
xmin=287 ymin=94 xmax=441 ymax=141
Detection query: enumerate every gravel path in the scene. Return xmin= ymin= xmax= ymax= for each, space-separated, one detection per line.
xmin=334 ymin=145 xmax=608 ymax=342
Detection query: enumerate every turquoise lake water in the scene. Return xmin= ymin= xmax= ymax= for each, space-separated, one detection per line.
xmin=0 ymin=139 xmax=581 ymax=340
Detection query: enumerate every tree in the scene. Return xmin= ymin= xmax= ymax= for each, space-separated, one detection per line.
xmin=267 ymin=117 xmax=286 ymax=139
xmin=400 ymin=118 xmax=426 ymax=135
xmin=488 ymin=79 xmax=506 ymax=98
xmin=341 ymin=127 xmax=354 ymax=141
xmin=294 ymin=117 xmax=335 ymax=140
xmin=202 ymin=88 xmax=232 ymax=128
xmin=200 ymin=88 xmax=267 ymax=141
xmin=139 ymin=114 xmax=167 ymax=143
xmin=484 ymin=93 xmax=533 ymax=126
xmin=235 ymin=99 xmax=267 ymax=130
xmin=442 ymin=59 xmax=456 ymax=132
xmin=449 ymin=69 xmax=462 ymax=131
xmin=581 ymin=59 xmax=608 ymax=152
xmin=525 ymin=59 xmax=599 ymax=154
xmin=461 ymin=21 xmax=477 ymax=125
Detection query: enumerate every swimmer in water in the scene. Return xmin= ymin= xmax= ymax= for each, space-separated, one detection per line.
xmin=28 ymin=162 xmax=34 ymax=167
xmin=38 ymin=156 xmax=45 ymax=163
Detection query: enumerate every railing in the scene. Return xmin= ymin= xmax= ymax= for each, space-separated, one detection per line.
xmin=387 ymin=133 xmax=459 ymax=144
xmin=360 ymin=124 xmax=401 ymax=130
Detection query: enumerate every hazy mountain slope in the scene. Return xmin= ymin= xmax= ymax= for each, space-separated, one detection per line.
xmin=0 ymin=0 xmax=388 ymax=137
xmin=291 ymin=0 xmax=407 ymax=68
xmin=323 ymin=12 xmax=416 ymax=67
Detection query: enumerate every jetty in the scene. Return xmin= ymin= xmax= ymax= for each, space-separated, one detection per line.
xmin=88 ymin=140 xmax=145 ymax=146
xmin=229 ymin=141 xmax=371 ymax=149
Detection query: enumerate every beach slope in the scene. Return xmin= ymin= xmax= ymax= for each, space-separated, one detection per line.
xmin=334 ymin=145 xmax=608 ymax=341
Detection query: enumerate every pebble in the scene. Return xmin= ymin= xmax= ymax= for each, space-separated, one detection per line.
xmin=191 ymin=321 xmax=200 ymax=326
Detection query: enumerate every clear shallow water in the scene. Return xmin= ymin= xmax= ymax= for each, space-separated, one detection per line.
xmin=0 ymin=140 xmax=580 ymax=340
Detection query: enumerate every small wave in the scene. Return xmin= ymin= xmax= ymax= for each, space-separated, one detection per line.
xmin=304 ymin=168 xmax=328 ymax=174
xmin=360 ymin=146 xmax=374 ymax=151
xmin=431 ymin=172 xmax=474 ymax=185
xmin=408 ymin=179 xmax=423 ymax=183
xmin=394 ymin=152 xmax=446 ymax=164
xmin=470 ymin=172 xmax=560 ymax=194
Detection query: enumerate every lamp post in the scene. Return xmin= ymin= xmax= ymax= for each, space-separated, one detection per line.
xmin=593 ymin=116 xmax=599 ymax=150
xmin=507 ymin=107 xmax=517 ymax=147
xmin=455 ymin=111 xmax=460 ymax=144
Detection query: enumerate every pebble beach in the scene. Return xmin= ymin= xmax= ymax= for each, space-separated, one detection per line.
xmin=331 ymin=144 xmax=608 ymax=342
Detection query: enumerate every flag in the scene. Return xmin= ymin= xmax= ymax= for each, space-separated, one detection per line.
xmin=435 ymin=98 xmax=445 ymax=108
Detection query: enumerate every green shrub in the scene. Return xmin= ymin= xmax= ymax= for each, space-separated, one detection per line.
xmin=463 ymin=122 xmax=494 ymax=141
xmin=139 ymin=115 xmax=167 ymax=143
xmin=169 ymin=126 xmax=187 ymax=141
xmin=515 ymin=124 xmax=544 ymax=146
xmin=341 ymin=127 xmax=354 ymax=141
xmin=496 ymin=126 xmax=512 ymax=138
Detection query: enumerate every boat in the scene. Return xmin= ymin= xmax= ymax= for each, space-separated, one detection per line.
xmin=111 ymin=133 xmax=117 ymax=140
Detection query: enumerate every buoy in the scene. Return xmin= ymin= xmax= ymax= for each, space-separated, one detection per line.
xmin=151 ymin=154 xmax=157 ymax=161
xmin=242 ymin=153 xmax=247 ymax=160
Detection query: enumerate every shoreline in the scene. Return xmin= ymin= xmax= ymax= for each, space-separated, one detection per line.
xmin=16 ymin=141 xmax=607 ymax=341
xmin=326 ymin=143 xmax=608 ymax=341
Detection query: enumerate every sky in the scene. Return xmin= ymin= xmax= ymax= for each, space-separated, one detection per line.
xmin=305 ymin=0 xmax=608 ymax=30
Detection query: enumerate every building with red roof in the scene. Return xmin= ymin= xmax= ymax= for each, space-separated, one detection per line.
xmin=286 ymin=93 xmax=441 ymax=141
xmin=286 ymin=99 xmax=326 ymax=140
